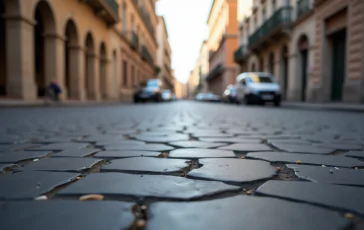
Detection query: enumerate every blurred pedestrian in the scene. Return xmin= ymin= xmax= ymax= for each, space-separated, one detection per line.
xmin=46 ymin=80 xmax=62 ymax=103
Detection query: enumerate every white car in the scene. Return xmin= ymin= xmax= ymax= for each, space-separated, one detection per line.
xmin=235 ymin=72 xmax=281 ymax=106
xmin=161 ymin=89 xmax=172 ymax=101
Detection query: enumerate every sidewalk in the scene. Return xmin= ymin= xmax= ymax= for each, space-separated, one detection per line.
xmin=0 ymin=99 xmax=128 ymax=108
xmin=283 ymin=101 xmax=364 ymax=113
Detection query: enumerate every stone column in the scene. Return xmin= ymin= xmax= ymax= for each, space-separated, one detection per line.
xmin=5 ymin=15 xmax=37 ymax=100
xmin=68 ymin=45 xmax=85 ymax=101
xmin=86 ymin=53 xmax=100 ymax=101
xmin=44 ymin=33 xmax=65 ymax=100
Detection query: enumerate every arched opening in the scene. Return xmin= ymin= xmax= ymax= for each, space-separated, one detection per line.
xmin=112 ymin=50 xmax=118 ymax=94
xmin=0 ymin=0 xmax=6 ymax=96
xmin=251 ymin=63 xmax=256 ymax=72
xmin=269 ymin=52 xmax=274 ymax=75
xmin=99 ymin=42 xmax=107 ymax=99
xmin=34 ymin=0 xmax=56 ymax=98
xmin=281 ymin=45 xmax=289 ymax=100
xmin=298 ymin=35 xmax=309 ymax=101
xmin=85 ymin=32 xmax=95 ymax=100
xmin=259 ymin=57 xmax=264 ymax=72
xmin=64 ymin=19 xmax=78 ymax=99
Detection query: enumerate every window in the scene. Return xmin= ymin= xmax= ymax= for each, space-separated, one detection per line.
xmin=249 ymin=73 xmax=275 ymax=83
xmin=122 ymin=4 xmax=127 ymax=34
xmin=272 ymin=0 xmax=276 ymax=12
xmin=254 ymin=15 xmax=258 ymax=29
xmin=131 ymin=65 xmax=135 ymax=87
xmin=123 ymin=60 xmax=127 ymax=86
xmin=262 ymin=7 xmax=266 ymax=21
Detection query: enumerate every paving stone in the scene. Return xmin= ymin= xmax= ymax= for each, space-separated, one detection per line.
xmin=256 ymin=180 xmax=364 ymax=216
xmin=35 ymin=136 xmax=80 ymax=144
xmin=169 ymin=148 xmax=236 ymax=159
xmin=104 ymin=129 xmax=138 ymax=135
xmin=267 ymin=139 xmax=312 ymax=146
xmin=133 ymin=134 xmax=189 ymax=143
xmin=58 ymin=173 xmax=240 ymax=200
xmin=286 ymin=164 xmax=364 ymax=186
xmin=168 ymin=141 xmax=227 ymax=148
xmin=269 ymin=143 xmax=335 ymax=154
xmin=131 ymin=132 xmax=173 ymax=137
xmin=147 ymin=195 xmax=350 ymax=230
xmin=94 ymin=150 xmax=161 ymax=159
xmin=0 ymin=143 xmax=41 ymax=152
xmin=315 ymin=142 xmax=363 ymax=151
xmin=27 ymin=143 xmax=89 ymax=151
xmin=191 ymin=132 xmax=234 ymax=138
xmin=0 ymin=135 xmax=26 ymax=144
xmin=198 ymin=137 xmax=262 ymax=143
xmin=95 ymin=140 xmax=146 ymax=146
xmin=0 ymin=201 xmax=134 ymax=230
xmin=101 ymin=157 xmax=188 ymax=173
xmin=188 ymin=158 xmax=276 ymax=183
xmin=22 ymin=157 xmax=102 ymax=172
xmin=218 ymin=143 xmax=272 ymax=152
xmin=77 ymin=135 xmax=126 ymax=143
xmin=247 ymin=152 xmax=364 ymax=168
xmin=105 ymin=144 xmax=174 ymax=152
xmin=0 ymin=171 xmax=79 ymax=200
xmin=53 ymin=149 xmax=101 ymax=157
xmin=345 ymin=151 xmax=364 ymax=159
xmin=0 ymin=151 xmax=51 ymax=163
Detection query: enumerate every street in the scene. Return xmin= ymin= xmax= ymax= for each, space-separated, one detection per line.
xmin=1 ymin=101 xmax=364 ymax=230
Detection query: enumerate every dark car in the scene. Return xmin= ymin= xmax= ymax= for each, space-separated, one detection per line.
xmin=134 ymin=79 xmax=162 ymax=103
xmin=223 ymin=85 xmax=238 ymax=103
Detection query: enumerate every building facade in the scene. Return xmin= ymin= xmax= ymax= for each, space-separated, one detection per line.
xmin=174 ymin=80 xmax=187 ymax=99
xmin=235 ymin=0 xmax=364 ymax=103
xmin=205 ymin=0 xmax=239 ymax=96
xmin=156 ymin=16 xmax=174 ymax=92
xmin=0 ymin=0 xmax=159 ymax=102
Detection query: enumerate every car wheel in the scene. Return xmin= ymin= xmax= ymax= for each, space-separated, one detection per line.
xmin=274 ymin=100 xmax=281 ymax=107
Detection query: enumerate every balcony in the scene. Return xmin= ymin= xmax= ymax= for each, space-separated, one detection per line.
xmin=234 ymin=45 xmax=249 ymax=63
xmin=206 ymin=64 xmax=224 ymax=82
xmin=81 ymin=0 xmax=119 ymax=25
xmin=130 ymin=31 xmax=139 ymax=50
xmin=297 ymin=0 xmax=312 ymax=18
xmin=164 ymin=63 xmax=171 ymax=75
xmin=141 ymin=46 xmax=154 ymax=66
xmin=248 ymin=6 xmax=292 ymax=49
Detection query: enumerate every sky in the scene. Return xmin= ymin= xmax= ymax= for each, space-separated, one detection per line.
xmin=157 ymin=0 xmax=213 ymax=84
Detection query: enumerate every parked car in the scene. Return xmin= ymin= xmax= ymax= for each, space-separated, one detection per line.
xmin=161 ymin=89 xmax=172 ymax=102
xmin=195 ymin=92 xmax=221 ymax=102
xmin=223 ymin=85 xmax=238 ymax=103
xmin=171 ymin=94 xmax=178 ymax=101
xmin=133 ymin=79 xmax=162 ymax=103
xmin=235 ymin=72 xmax=281 ymax=106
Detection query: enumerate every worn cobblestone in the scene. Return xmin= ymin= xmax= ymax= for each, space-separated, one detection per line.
xmin=0 ymin=102 xmax=364 ymax=229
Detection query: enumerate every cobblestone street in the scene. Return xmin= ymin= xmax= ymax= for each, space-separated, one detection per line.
xmin=1 ymin=101 xmax=364 ymax=230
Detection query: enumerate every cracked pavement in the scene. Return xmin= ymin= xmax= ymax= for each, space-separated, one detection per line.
xmin=0 ymin=101 xmax=364 ymax=230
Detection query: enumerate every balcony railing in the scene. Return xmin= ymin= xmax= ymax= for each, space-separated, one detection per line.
xmin=81 ymin=0 xmax=119 ymax=25
xmin=248 ymin=6 xmax=292 ymax=48
xmin=234 ymin=45 xmax=248 ymax=63
xmin=206 ymin=64 xmax=224 ymax=82
xmin=141 ymin=46 xmax=154 ymax=66
xmin=297 ymin=0 xmax=312 ymax=18
xmin=130 ymin=31 xmax=139 ymax=50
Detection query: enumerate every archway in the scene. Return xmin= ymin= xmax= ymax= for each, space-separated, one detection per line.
xmin=99 ymin=42 xmax=107 ymax=99
xmin=34 ymin=0 xmax=56 ymax=97
xmin=251 ymin=63 xmax=256 ymax=72
xmin=85 ymin=32 xmax=95 ymax=99
xmin=297 ymin=35 xmax=309 ymax=101
xmin=281 ymin=45 xmax=289 ymax=100
xmin=112 ymin=50 xmax=117 ymax=94
xmin=0 ymin=0 xmax=6 ymax=96
xmin=64 ymin=19 xmax=78 ymax=99
xmin=269 ymin=52 xmax=274 ymax=75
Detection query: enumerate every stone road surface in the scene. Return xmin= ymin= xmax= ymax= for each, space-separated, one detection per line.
xmin=0 ymin=101 xmax=364 ymax=230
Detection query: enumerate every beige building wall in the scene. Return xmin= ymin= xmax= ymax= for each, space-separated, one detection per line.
xmin=156 ymin=16 xmax=174 ymax=91
xmin=206 ymin=0 xmax=238 ymax=96
xmin=0 ymin=0 xmax=159 ymax=102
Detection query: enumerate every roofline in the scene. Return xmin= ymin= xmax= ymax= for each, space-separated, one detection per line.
xmin=206 ymin=0 xmax=217 ymax=24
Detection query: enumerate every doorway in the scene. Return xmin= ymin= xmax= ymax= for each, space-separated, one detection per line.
xmin=34 ymin=7 xmax=46 ymax=97
xmin=281 ymin=46 xmax=289 ymax=100
xmin=330 ymin=29 xmax=346 ymax=101
xmin=298 ymin=35 xmax=309 ymax=101
xmin=0 ymin=0 xmax=6 ymax=96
